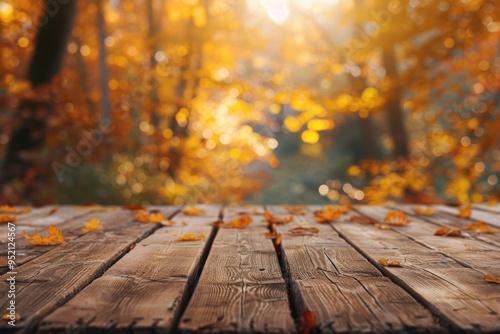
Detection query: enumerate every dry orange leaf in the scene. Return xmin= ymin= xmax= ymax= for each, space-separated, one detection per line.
xmin=414 ymin=207 xmax=434 ymax=215
xmin=284 ymin=205 xmax=306 ymax=215
xmin=1 ymin=312 xmax=20 ymax=322
xmin=299 ymin=310 xmax=317 ymax=334
xmin=349 ymin=215 xmax=379 ymax=225
xmin=466 ymin=221 xmax=500 ymax=233
xmin=484 ymin=274 xmax=500 ymax=284
xmin=264 ymin=232 xmax=276 ymax=239
xmin=264 ymin=212 xmax=294 ymax=224
xmin=23 ymin=224 xmax=65 ymax=246
xmin=0 ymin=205 xmax=30 ymax=214
xmin=434 ymin=227 xmax=463 ymax=237
xmin=48 ymin=207 xmax=58 ymax=215
xmin=220 ymin=214 xmax=253 ymax=228
xmin=0 ymin=215 xmax=16 ymax=224
xmin=289 ymin=227 xmax=320 ymax=235
xmin=314 ymin=205 xmax=344 ymax=223
xmin=252 ymin=209 xmax=264 ymax=215
xmin=378 ymin=258 xmax=401 ymax=267
xmin=375 ymin=223 xmax=391 ymax=230
xmin=136 ymin=212 xmax=165 ymax=223
xmin=82 ymin=218 xmax=103 ymax=233
xmin=123 ymin=204 xmax=146 ymax=212
xmin=384 ymin=211 xmax=409 ymax=226
xmin=161 ymin=219 xmax=176 ymax=226
xmin=274 ymin=233 xmax=283 ymax=247
xmin=183 ymin=207 xmax=206 ymax=215
xmin=456 ymin=204 xmax=472 ymax=218
xmin=175 ymin=233 xmax=205 ymax=241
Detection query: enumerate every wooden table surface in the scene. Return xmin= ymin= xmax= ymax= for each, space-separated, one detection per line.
xmin=1 ymin=204 xmax=500 ymax=333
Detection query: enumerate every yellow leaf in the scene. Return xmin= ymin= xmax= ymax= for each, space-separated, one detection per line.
xmin=183 ymin=207 xmax=206 ymax=215
xmin=23 ymin=224 xmax=65 ymax=246
xmin=136 ymin=212 xmax=165 ymax=223
xmin=0 ymin=215 xmax=16 ymax=224
xmin=314 ymin=205 xmax=344 ymax=223
xmin=414 ymin=207 xmax=434 ymax=215
xmin=383 ymin=211 xmax=409 ymax=226
xmin=220 ymin=214 xmax=253 ymax=228
xmin=264 ymin=212 xmax=294 ymax=224
xmin=456 ymin=204 xmax=472 ymax=218
xmin=177 ymin=233 xmax=205 ymax=241
xmin=82 ymin=218 xmax=103 ymax=233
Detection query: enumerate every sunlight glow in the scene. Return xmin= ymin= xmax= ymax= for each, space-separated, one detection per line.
xmin=260 ymin=0 xmax=339 ymax=24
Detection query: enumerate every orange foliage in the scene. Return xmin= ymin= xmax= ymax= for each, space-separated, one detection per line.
xmin=383 ymin=211 xmax=409 ymax=226
xmin=23 ymin=224 xmax=65 ymax=246
xmin=434 ymin=227 xmax=463 ymax=237
xmin=220 ymin=214 xmax=253 ymax=228
xmin=82 ymin=218 xmax=103 ymax=233
xmin=314 ymin=205 xmax=345 ymax=223
xmin=264 ymin=212 xmax=294 ymax=224
xmin=0 ymin=215 xmax=16 ymax=223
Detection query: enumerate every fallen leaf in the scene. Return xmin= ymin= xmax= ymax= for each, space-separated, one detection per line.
xmin=349 ymin=215 xmax=379 ymax=225
xmin=314 ymin=205 xmax=344 ymax=223
xmin=378 ymin=258 xmax=401 ymax=267
xmin=274 ymin=233 xmax=283 ymax=247
xmin=484 ymin=274 xmax=500 ymax=284
xmin=183 ymin=207 xmax=206 ymax=215
xmin=48 ymin=207 xmax=58 ymax=215
xmin=82 ymin=218 xmax=103 ymax=233
xmin=456 ymin=204 xmax=472 ymax=218
xmin=220 ymin=214 xmax=253 ymax=228
xmin=284 ymin=205 xmax=306 ymax=215
xmin=0 ymin=205 xmax=31 ymax=214
xmin=136 ymin=212 xmax=165 ymax=223
xmin=122 ymin=204 xmax=146 ymax=212
xmin=252 ymin=209 xmax=264 ymax=215
xmin=289 ymin=227 xmax=320 ymax=235
xmin=1 ymin=313 xmax=21 ymax=322
xmin=299 ymin=310 xmax=316 ymax=334
xmin=414 ymin=207 xmax=434 ymax=215
xmin=434 ymin=227 xmax=463 ymax=237
xmin=0 ymin=215 xmax=17 ymax=223
xmin=177 ymin=233 xmax=205 ymax=241
xmin=161 ymin=219 xmax=176 ymax=226
xmin=466 ymin=221 xmax=500 ymax=233
xmin=182 ymin=221 xmax=188 ymax=226
xmin=375 ymin=223 xmax=391 ymax=230
xmin=384 ymin=211 xmax=409 ymax=226
xmin=264 ymin=212 xmax=294 ymax=224
xmin=264 ymin=232 xmax=276 ymax=239
xmin=23 ymin=224 xmax=65 ymax=246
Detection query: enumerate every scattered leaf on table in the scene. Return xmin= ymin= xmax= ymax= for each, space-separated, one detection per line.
xmin=123 ymin=204 xmax=146 ymax=212
xmin=456 ymin=204 xmax=472 ymax=218
xmin=136 ymin=212 xmax=165 ymax=223
xmin=82 ymin=218 xmax=103 ymax=233
xmin=0 ymin=215 xmax=16 ymax=223
xmin=414 ymin=207 xmax=434 ymax=215
xmin=375 ymin=223 xmax=391 ymax=230
xmin=220 ymin=214 xmax=253 ymax=228
xmin=274 ymin=233 xmax=283 ymax=247
xmin=23 ymin=224 xmax=65 ymax=246
xmin=484 ymin=274 xmax=500 ymax=284
xmin=384 ymin=211 xmax=409 ymax=226
xmin=161 ymin=219 xmax=176 ymax=226
xmin=289 ymin=227 xmax=319 ymax=235
xmin=299 ymin=310 xmax=316 ymax=334
xmin=183 ymin=207 xmax=206 ymax=215
xmin=284 ymin=205 xmax=306 ymax=215
xmin=48 ymin=207 xmax=58 ymax=215
xmin=314 ymin=205 xmax=344 ymax=223
xmin=252 ymin=209 xmax=264 ymax=215
xmin=378 ymin=258 xmax=401 ymax=267
xmin=466 ymin=221 xmax=500 ymax=233
xmin=1 ymin=313 xmax=21 ymax=322
xmin=0 ymin=205 xmax=30 ymax=214
xmin=264 ymin=232 xmax=276 ymax=239
xmin=175 ymin=233 xmax=205 ymax=241
xmin=349 ymin=215 xmax=379 ymax=225
xmin=434 ymin=227 xmax=463 ymax=237
xmin=264 ymin=212 xmax=294 ymax=224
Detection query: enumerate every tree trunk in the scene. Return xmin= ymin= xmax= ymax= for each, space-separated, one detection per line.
xmin=0 ymin=0 xmax=78 ymax=203
xmin=382 ymin=46 xmax=409 ymax=158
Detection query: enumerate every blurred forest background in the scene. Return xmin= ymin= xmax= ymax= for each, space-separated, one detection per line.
xmin=0 ymin=0 xmax=499 ymax=206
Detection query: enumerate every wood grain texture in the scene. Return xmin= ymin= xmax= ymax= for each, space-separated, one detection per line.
xmin=333 ymin=206 xmax=500 ymax=332
xmin=40 ymin=206 xmax=217 ymax=333
xmin=178 ymin=206 xmax=296 ymax=334
xmin=266 ymin=205 xmax=438 ymax=333
xmin=434 ymin=204 xmax=500 ymax=229
xmin=0 ymin=207 xmax=178 ymax=332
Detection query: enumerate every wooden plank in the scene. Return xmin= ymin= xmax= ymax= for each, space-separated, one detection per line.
xmin=434 ymin=204 xmax=500 ymax=229
xmin=0 ymin=206 xmax=178 ymax=332
xmin=40 ymin=206 xmax=218 ymax=333
xmin=474 ymin=203 xmax=500 ymax=214
xmin=178 ymin=206 xmax=296 ymax=333
xmin=332 ymin=205 xmax=500 ymax=332
xmin=266 ymin=205 xmax=438 ymax=333
xmin=394 ymin=204 xmax=500 ymax=248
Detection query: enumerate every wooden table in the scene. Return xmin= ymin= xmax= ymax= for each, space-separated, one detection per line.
xmin=1 ymin=204 xmax=500 ymax=333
